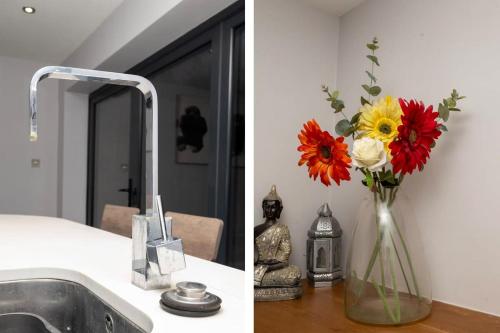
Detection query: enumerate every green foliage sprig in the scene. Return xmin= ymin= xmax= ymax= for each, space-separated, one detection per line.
xmin=322 ymin=85 xmax=345 ymax=113
xmin=438 ymin=89 xmax=466 ymax=123
xmin=323 ymin=37 xmax=384 ymax=138
xmin=347 ymin=39 xmax=385 ymax=138
xmin=322 ymin=85 xmax=357 ymax=137
xmin=362 ymin=37 xmax=382 ymax=105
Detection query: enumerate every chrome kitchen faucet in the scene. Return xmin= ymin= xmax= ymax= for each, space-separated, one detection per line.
xmin=29 ymin=66 xmax=185 ymax=290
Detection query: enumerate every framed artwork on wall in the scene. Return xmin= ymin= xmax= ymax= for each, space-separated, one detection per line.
xmin=175 ymin=94 xmax=210 ymax=165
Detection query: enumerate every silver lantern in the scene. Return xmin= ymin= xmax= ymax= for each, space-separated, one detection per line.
xmin=306 ymin=203 xmax=342 ymax=287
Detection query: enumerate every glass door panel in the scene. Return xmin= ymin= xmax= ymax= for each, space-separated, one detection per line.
xmin=148 ymin=45 xmax=214 ymax=216
xmin=92 ymin=89 xmax=141 ymax=227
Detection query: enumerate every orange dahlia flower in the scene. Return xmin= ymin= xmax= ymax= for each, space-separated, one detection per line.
xmin=298 ymin=119 xmax=351 ymax=186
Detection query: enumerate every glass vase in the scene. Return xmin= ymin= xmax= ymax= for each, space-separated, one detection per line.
xmin=345 ymin=187 xmax=431 ymax=325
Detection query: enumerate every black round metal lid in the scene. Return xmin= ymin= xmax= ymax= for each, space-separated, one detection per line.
xmin=160 ymin=281 xmax=222 ymax=316
xmin=159 ymin=300 xmax=220 ymax=317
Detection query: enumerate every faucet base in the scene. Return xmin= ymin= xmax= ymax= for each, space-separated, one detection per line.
xmin=132 ymin=214 xmax=172 ymax=290
xmin=132 ymin=270 xmax=171 ymax=290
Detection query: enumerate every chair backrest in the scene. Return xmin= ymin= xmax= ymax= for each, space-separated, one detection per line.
xmin=166 ymin=211 xmax=224 ymax=261
xmin=101 ymin=204 xmax=140 ymax=238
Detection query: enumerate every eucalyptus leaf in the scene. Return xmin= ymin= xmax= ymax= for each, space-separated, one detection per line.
xmin=369 ymin=86 xmax=381 ymax=96
xmin=446 ymin=98 xmax=456 ymax=108
xmin=366 ymin=55 xmax=380 ymax=66
xmin=362 ymin=84 xmax=371 ymax=94
xmin=335 ymin=119 xmax=353 ymax=137
xmin=350 ymin=112 xmax=362 ymax=125
xmin=438 ymin=103 xmax=449 ymax=121
xmin=449 ymin=107 xmax=461 ymax=112
xmin=360 ymin=96 xmax=370 ymax=106
xmin=439 ymin=124 xmax=448 ymax=132
xmin=332 ymin=90 xmax=340 ymax=99
xmin=365 ymin=70 xmax=377 ymax=83
xmin=367 ymin=43 xmax=379 ymax=51
xmin=332 ymin=99 xmax=345 ymax=113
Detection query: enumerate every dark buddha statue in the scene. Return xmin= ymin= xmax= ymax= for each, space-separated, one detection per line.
xmin=254 ymin=185 xmax=302 ymax=301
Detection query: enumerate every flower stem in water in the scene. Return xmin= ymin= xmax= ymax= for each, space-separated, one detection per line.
xmin=390 ymin=232 xmax=413 ymax=296
xmin=390 ymin=209 xmax=421 ymax=299
xmin=389 ymin=245 xmax=401 ymax=323
xmin=371 ymin=277 xmax=397 ymax=323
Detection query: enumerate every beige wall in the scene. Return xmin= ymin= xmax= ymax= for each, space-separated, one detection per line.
xmin=255 ymin=0 xmax=340 ymax=272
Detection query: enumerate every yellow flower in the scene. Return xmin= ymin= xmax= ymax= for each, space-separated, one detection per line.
xmin=358 ymin=96 xmax=402 ymax=153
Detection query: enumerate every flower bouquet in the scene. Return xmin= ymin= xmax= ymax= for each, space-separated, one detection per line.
xmin=297 ymin=38 xmax=465 ymax=325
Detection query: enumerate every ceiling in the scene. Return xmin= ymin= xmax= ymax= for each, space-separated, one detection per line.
xmin=0 ymin=0 xmax=124 ymax=64
xmin=303 ymin=0 xmax=366 ymax=16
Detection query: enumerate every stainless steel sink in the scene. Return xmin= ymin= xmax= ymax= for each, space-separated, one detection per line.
xmin=0 ymin=312 xmax=59 ymax=333
xmin=0 ymin=279 xmax=148 ymax=333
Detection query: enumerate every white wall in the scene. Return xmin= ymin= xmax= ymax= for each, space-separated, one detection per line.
xmin=0 ymin=56 xmax=59 ymax=216
xmin=254 ymin=0 xmax=340 ymax=273
xmin=336 ymin=0 xmax=500 ymax=316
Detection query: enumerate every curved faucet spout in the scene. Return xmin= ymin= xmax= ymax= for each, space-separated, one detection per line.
xmin=29 ymin=66 xmax=159 ymax=216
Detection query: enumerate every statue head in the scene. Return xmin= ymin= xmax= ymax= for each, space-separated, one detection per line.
xmin=262 ymin=185 xmax=283 ymax=220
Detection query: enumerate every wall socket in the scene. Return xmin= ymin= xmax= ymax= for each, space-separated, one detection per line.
xmin=31 ymin=159 xmax=40 ymax=168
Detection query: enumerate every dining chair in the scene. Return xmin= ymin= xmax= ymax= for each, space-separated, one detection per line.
xmin=101 ymin=204 xmax=140 ymax=238
xmin=165 ymin=211 xmax=224 ymax=261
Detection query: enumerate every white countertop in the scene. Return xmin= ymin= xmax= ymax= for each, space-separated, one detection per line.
xmin=0 ymin=215 xmax=245 ymax=332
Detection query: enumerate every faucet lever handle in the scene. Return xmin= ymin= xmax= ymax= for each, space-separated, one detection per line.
xmin=155 ymin=195 xmax=168 ymax=242
xmin=165 ymin=216 xmax=173 ymax=241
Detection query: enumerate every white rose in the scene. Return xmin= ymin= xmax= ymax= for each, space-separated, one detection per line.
xmin=351 ymin=137 xmax=387 ymax=171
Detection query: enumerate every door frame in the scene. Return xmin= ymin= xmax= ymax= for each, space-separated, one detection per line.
xmin=215 ymin=12 xmax=245 ymax=265
xmin=86 ymin=1 xmax=244 ymax=265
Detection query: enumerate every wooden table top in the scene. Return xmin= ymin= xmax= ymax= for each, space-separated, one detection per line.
xmin=255 ymin=280 xmax=500 ymax=333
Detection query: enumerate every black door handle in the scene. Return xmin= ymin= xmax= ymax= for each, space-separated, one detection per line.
xmin=118 ymin=178 xmax=136 ymax=207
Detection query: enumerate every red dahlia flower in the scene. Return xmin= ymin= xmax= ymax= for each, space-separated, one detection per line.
xmin=297 ymin=119 xmax=351 ymax=186
xmin=389 ymin=99 xmax=441 ymax=175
